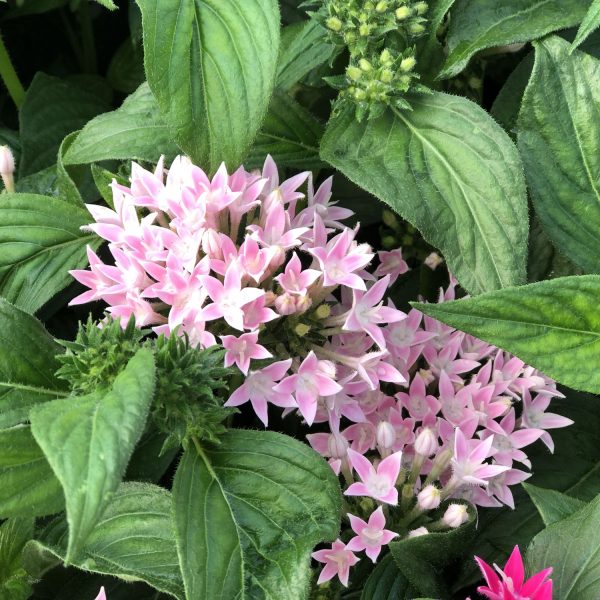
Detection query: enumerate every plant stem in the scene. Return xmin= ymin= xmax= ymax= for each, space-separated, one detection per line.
xmin=78 ymin=0 xmax=97 ymax=73
xmin=0 ymin=33 xmax=24 ymax=108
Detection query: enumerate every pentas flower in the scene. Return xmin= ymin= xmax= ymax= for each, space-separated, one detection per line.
xmin=94 ymin=588 xmax=106 ymax=600
xmin=472 ymin=546 xmax=552 ymax=600
xmin=345 ymin=448 xmax=402 ymax=505
xmin=312 ymin=539 xmax=359 ymax=587
xmin=347 ymin=506 xmax=398 ymax=562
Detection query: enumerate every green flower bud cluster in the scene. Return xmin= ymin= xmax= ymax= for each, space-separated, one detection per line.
xmin=56 ymin=316 xmax=235 ymax=452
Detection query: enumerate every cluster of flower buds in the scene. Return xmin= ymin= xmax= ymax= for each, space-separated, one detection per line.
xmin=72 ymin=157 xmax=572 ymax=588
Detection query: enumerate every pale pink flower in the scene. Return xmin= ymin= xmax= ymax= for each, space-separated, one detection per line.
xmin=396 ymin=373 xmax=440 ymax=420
xmin=220 ymin=332 xmax=272 ymax=375
xmin=346 ymin=506 xmax=398 ymax=562
xmin=274 ymin=252 xmax=320 ymax=295
xmin=345 ymin=448 xmax=402 ymax=505
xmin=442 ymin=503 xmax=469 ymax=528
xmin=374 ymin=249 xmax=409 ymax=283
xmin=94 ymin=588 xmax=106 ymax=600
xmin=312 ymin=539 xmax=359 ymax=587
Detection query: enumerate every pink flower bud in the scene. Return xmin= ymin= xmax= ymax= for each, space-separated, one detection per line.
xmin=376 ymin=420 xmax=396 ymax=451
xmin=0 ymin=146 xmax=15 ymax=175
xmin=295 ymin=294 xmax=312 ymax=313
xmin=442 ymin=503 xmax=469 ymax=528
xmin=275 ymin=293 xmax=296 ymax=315
xmin=414 ymin=427 xmax=438 ymax=457
xmin=328 ymin=432 xmax=349 ymax=459
xmin=418 ymin=368 xmax=435 ymax=385
xmin=201 ymin=229 xmax=223 ymax=259
xmin=263 ymin=291 xmax=277 ymax=306
xmin=417 ymin=484 xmax=441 ymax=510
xmin=408 ymin=526 xmax=428 ymax=538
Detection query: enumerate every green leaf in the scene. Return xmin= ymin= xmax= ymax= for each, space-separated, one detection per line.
xmin=0 ymin=299 xmax=66 ymax=429
xmin=64 ymin=83 xmax=178 ymax=166
xmin=107 ymin=40 xmax=145 ymax=94
xmin=413 ymin=275 xmax=600 ymax=393
xmin=523 ymin=483 xmax=585 ymax=526
xmin=0 ymin=518 xmax=34 ymax=600
xmin=172 ymin=430 xmax=342 ymax=599
xmin=389 ymin=504 xmax=476 ymax=597
xmin=0 ymin=426 xmax=63 ymax=519
xmin=360 ymin=554 xmax=416 ymax=600
xmin=321 ymin=95 xmax=528 ymax=295
xmin=518 ymin=36 xmax=600 ymax=274
xmin=442 ymin=0 xmax=592 ymax=78
xmin=245 ymin=90 xmax=324 ymax=169
xmin=94 ymin=0 xmax=117 ymax=10
xmin=56 ymin=132 xmax=86 ymax=207
xmin=19 ymin=73 xmax=110 ymax=177
xmin=277 ymin=20 xmax=333 ymax=90
xmin=572 ymin=0 xmax=600 ymax=49
xmin=30 ymin=348 xmax=156 ymax=562
xmin=24 ymin=483 xmax=184 ymax=599
xmin=125 ymin=428 xmax=178 ymax=483
xmin=526 ymin=492 xmax=600 ymax=598
xmin=0 ymin=194 xmax=101 ymax=314
xmin=137 ymin=0 xmax=280 ymax=173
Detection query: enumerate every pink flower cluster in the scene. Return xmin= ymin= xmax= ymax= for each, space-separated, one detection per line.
xmin=71 ymin=156 xmax=572 ymax=589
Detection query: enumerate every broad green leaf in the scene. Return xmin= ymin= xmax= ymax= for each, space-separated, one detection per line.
xmin=245 ymin=90 xmax=324 ymax=169
xmin=572 ymin=0 xmax=600 ymax=49
xmin=64 ymin=83 xmax=178 ymax=166
xmin=0 ymin=426 xmax=63 ymax=519
xmin=523 ymin=483 xmax=585 ymax=526
xmin=172 ymin=430 xmax=342 ymax=600
xmin=107 ymin=40 xmax=145 ymax=95
xmin=19 ymin=73 xmax=110 ymax=177
xmin=24 ymin=483 xmax=184 ymax=599
xmin=518 ymin=36 xmax=600 ymax=273
xmin=0 ymin=194 xmax=101 ymax=314
xmin=0 ymin=299 xmax=66 ymax=429
xmin=30 ymin=349 xmax=155 ymax=562
xmin=277 ymin=20 xmax=333 ymax=90
xmin=125 ymin=428 xmax=178 ymax=483
xmin=321 ymin=95 xmax=528 ymax=295
xmin=413 ymin=275 xmax=600 ymax=393
xmin=15 ymin=166 xmax=60 ymax=197
xmin=442 ymin=0 xmax=592 ymax=78
xmin=0 ymin=518 xmax=34 ymax=600
xmin=137 ymin=0 xmax=280 ymax=173
xmin=390 ymin=504 xmax=476 ymax=597
xmin=56 ymin=132 xmax=86 ymax=207
xmin=361 ymin=554 xmax=416 ymax=600
xmin=527 ymin=493 xmax=600 ymax=598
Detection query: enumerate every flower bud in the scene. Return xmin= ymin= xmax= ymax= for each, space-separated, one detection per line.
xmin=315 ymin=303 xmax=331 ymax=320
xmin=0 ymin=146 xmax=15 ymax=175
xmin=294 ymin=323 xmax=311 ymax=337
xmin=380 ymin=49 xmax=393 ymax=66
xmin=417 ymin=485 xmax=441 ymax=510
xmin=347 ymin=66 xmax=362 ymax=81
xmin=442 ymin=503 xmax=469 ymax=528
xmin=415 ymin=1 xmax=428 ymax=15
xmin=375 ymin=1 xmax=387 ymax=12
xmin=414 ymin=427 xmax=438 ymax=457
xmin=202 ymin=229 xmax=223 ymax=259
xmin=424 ymin=251 xmax=443 ymax=270
xmin=263 ymin=291 xmax=277 ymax=306
xmin=359 ymin=58 xmax=373 ymax=72
xmin=409 ymin=22 xmax=426 ymax=35
xmin=326 ymin=16 xmax=343 ymax=32
xmin=353 ymin=88 xmax=367 ymax=101
xmin=275 ymin=293 xmax=296 ymax=315
xmin=380 ymin=68 xmax=394 ymax=83
xmin=395 ymin=6 xmax=411 ymax=20
xmin=376 ymin=420 xmax=396 ymax=451
xmin=296 ymin=294 xmax=312 ymax=313
xmin=400 ymin=56 xmax=417 ymax=72
xmin=408 ymin=526 xmax=428 ymax=538
xmin=359 ymin=23 xmax=370 ymax=36
xmin=328 ymin=432 xmax=349 ymax=459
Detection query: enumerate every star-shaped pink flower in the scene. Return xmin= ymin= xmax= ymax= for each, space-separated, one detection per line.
xmin=346 ymin=506 xmax=398 ymax=562
xmin=345 ymin=448 xmax=402 ymax=505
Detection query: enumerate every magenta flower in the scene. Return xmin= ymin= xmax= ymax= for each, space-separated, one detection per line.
xmin=220 ymin=332 xmax=272 ymax=375
xmin=345 ymin=448 xmax=402 ymax=505
xmin=474 ymin=546 xmax=552 ymax=600
xmin=346 ymin=506 xmax=398 ymax=562
xmin=312 ymin=539 xmax=359 ymax=587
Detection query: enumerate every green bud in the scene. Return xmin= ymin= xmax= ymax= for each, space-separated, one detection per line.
xmin=415 ymin=1 xmax=428 ymax=15
xmin=409 ymin=22 xmax=426 ymax=35
xmin=375 ymin=1 xmax=388 ymax=12
xmin=400 ymin=56 xmax=417 ymax=72
xmin=399 ymin=74 xmax=412 ymax=87
xmin=382 ymin=209 xmax=398 ymax=228
xmin=354 ymin=88 xmax=367 ymax=101
xmin=359 ymin=23 xmax=370 ymax=36
xmin=359 ymin=58 xmax=373 ymax=72
xmin=345 ymin=31 xmax=356 ymax=43
xmin=347 ymin=65 xmax=362 ymax=81
xmin=395 ymin=6 xmax=411 ymax=20
xmin=326 ymin=16 xmax=343 ymax=32
xmin=380 ymin=48 xmax=393 ymax=66
xmin=468 ymin=76 xmax=482 ymax=90
xmin=380 ymin=68 xmax=394 ymax=83
xmin=365 ymin=1 xmax=375 ymax=10
xmin=294 ymin=323 xmax=311 ymax=337
xmin=315 ymin=303 xmax=331 ymax=319
xmin=382 ymin=235 xmax=397 ymax=248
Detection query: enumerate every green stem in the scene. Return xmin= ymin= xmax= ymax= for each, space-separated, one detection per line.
xmin=0 ymin=33 xmax=24 ymax=108
xmin=78 ymin=1 xmax=97 ymax=73
xmin=60 ymin=9 xmax=85 ymax=71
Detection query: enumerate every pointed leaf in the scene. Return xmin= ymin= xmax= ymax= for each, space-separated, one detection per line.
xmin=30 ymin=348 xmax=155 ymax=562
xmin=361 ymin=554 xmax=416 ymax=600
xmin=523 ymin=483 xmax=585 ymax=526
xmin=0 ymin=517 xmax=35 ymax=600
xmin=572 ymin=0 xmax=600 ymax=50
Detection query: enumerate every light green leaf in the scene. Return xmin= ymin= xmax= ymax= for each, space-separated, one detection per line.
xmin=0 ymin=426 xmax=63 ymax=519
xmin=94 ymin=0 xmax=117 ymax=10
xmin=24 ymin=483 xmax=184 ymax=599
xmin=526 ymin=492 xmax=600 ymax=599
xmin=321 ymin=95 xmax=528 ymax=294
xmin=19 ymin=73 xmax=110 ymax=177
xmin=573 ymin=0 xmax=600 ymax=49
xmin=0 ymin=194 xmax=101 ymax=314
xmin=361 ymin=554 xmax=416 ymax=600
xmin=277 ymin=20 xmax=333 ymax=90
xmin=172 ymin=430 xmax=342 ymax=600
xmin=30 ymin=348 xmax=156 ymax=562
xmin=245 ymin=90 xmax=324 ymax=169
xmin=137 ymin=0 xmax=280 ymax=173
xmin=413 ymin=275 xmax=600 ymax=393
xmin=0 ymin=299 xmax=66 ymax=429
xmin=0 ymin=517 xmax=34 ymax=600
xmin=64 ymin=83 xmax=178 ymax=166
xmin=442 ymin=0 xmax=592 ymax=78
xmin=518 ymin=36 xmax=600 ymax=273
xmin=523 ymin=483 xmax=585 ymax=526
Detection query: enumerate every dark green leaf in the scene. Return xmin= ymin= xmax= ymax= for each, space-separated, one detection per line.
xmin=172 ymin=430 xmax=342 ymax=599
xmin=442 ymin=0 xmax=592 ymax=78
xmin=0 ymin=194 xmax=101 ymax=314
xmin=125 ymin=428 xmax=178 ymax=483
xmin=518 ymin=36 xmax=600 ymax=273
xmin=0 ymin=299 xmax=66 ymax=429
xmin=65 ymin=83 xmax=178 ymax=166
xmin=3 ymin=0 xmax=68 ymax=18
xmin=321 ymin=95 xmax=528 ymax=295
xmin=360 ymin=554 xmax=415 ymax=600
xmin=523 ymin=483 xmax=585 ymax=526
xmin=107 ymin=40 xmax=145 ymax=94
xmin=137 ymin=0 xmax=280 ymax=172
xmin=245 ymin=90 xmax=324 ymax=169
xmin=0 ymin=517 xmax=35 ymax=600
xmin=572 ymin=0 xmax=600 ymax=49
xmin=0 ymin=426 xmax=63 ymax=519
xmin=413 ymin=275 xmax=600 ymax=393
xmin=24 ymin=483 xmax=184 ymax=599
xmin=30 ymin=349 xmax=156 ymax=562
xmin=19 ymin=73 xmax=110 ymax=177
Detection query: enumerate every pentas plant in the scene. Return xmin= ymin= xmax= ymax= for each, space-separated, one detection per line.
xmin=71 ymin=156 xmax=572 ymax=588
